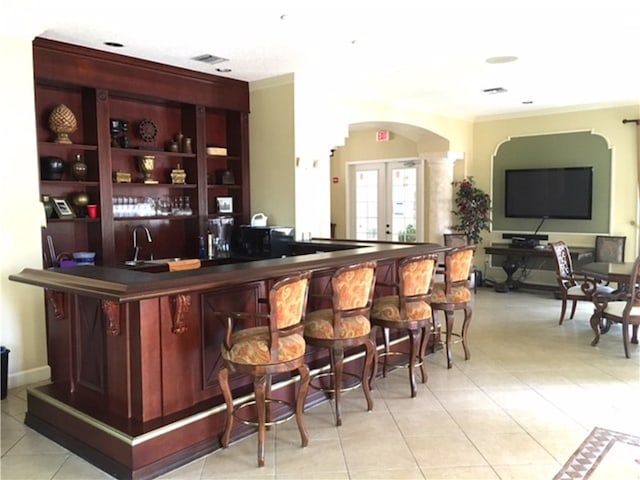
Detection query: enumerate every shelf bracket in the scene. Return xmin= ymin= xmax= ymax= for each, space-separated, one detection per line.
xmin=169 ymin=294 xmax=191 ymax=334
xmin=101 ymin=300 xmax=121 ymax=336
xmin=45 ymin=289 xmax=65 ymax=321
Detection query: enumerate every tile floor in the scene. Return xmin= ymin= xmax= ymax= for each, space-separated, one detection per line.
xmin=2 ymin=288 xmax=639 ymax=479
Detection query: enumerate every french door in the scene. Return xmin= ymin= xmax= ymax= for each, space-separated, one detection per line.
xmin=348 ymin=159 xmax=423 ymax=242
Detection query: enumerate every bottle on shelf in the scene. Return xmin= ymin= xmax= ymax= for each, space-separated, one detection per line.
xmin=72 ymin=154 xmax=88 ymax=181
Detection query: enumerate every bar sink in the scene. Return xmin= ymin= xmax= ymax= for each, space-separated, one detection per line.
xmin=123 ymin=257 xmax=183 ymax=267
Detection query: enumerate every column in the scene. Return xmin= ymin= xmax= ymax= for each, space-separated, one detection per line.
xmin=422 ymin=152 xmax=464 ymax=244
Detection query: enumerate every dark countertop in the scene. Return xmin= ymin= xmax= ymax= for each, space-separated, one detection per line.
xmin=10 ymin=240 xmax=447 ymax=302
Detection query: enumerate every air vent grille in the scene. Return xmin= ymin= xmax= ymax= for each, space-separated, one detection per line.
xmin=192 ymin=54 xmax=229 ymax=65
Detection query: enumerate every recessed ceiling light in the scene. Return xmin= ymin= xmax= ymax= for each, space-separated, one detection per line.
xmin=104 ymin=41 xmax=124 ymax=48
xmin=522 ymin=100 xmax=533 ymax=104
xmin=216 ymin=67 xmax=232 ymax=73
xmin=486 ymin=55 xmax=518 ymax=64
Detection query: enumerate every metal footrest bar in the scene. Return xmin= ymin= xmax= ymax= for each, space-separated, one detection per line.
xmin=310 ymin=371 xmax=361 ymax=394
xmin=377 ymin=351 xmax=424 ymax=370
xmin=233 ymin=398 xmax=295 ymax=427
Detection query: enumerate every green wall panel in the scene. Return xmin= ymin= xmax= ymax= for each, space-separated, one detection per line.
xmin=492 ymin=131 xmax=611 ymax=234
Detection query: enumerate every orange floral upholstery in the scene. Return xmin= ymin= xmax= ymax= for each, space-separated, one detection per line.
xmin=222 ymin=327 xmax=305 ymax=365
xmin=447 ymin=248 xmax=474 ymax=282
xmin=304 ymin=310 xmax=371 ymax=339
xmin=371 ymin=296 xmax=431 ymax=321
xmin=272 ymin=277 xmax=309 ymax=329
xmin=334 ymin=266 xmax=376 ymax=310
xmin=401 ymin=257 xmax=435 ymax=296
xmin=431 ymin=283 xmax=472 ymax=304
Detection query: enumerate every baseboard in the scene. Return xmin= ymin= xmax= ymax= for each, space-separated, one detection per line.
xmin=8 ymin=365 xmax=50 ymax=389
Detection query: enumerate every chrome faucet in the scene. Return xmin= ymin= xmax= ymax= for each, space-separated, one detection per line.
xmin=132 ymin=225 xmax=152 ymax=262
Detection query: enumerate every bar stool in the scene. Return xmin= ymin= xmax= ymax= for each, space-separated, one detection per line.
xmin=216 ymin=271 xmax=312 ymax=467
xmin=369 ymin=254 xmax=438 ymax=397
xmin=431 ymin=245 xmax=476 ymax=369
xmin=303 ymin=261 xmax=377 ymax=426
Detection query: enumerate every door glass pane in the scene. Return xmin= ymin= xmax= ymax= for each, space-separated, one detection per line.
xmin=391 ymin=166 xmax=417 ymax=242
xmin=355 ymin=170 xmax=379 ymax=240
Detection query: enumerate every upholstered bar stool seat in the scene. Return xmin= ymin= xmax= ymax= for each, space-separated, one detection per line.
xmin=222 ymin=327 xmax=306 ymax=364
xmin=305 ymin=311 xmax=371 ymax=339
xmin=370 ymin=254 xmax=437 ymax=397
xmin=304 ymin=261 xmax=377 ymax=427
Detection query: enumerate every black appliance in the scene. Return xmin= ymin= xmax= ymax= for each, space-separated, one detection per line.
xmin=237 ymin=226 xmax=295 ymax=258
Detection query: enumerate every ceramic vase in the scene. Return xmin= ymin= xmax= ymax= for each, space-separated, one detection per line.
xmin=41 ymin=156 xmax=65 ymax=180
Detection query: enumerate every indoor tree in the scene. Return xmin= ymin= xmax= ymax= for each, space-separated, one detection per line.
xmin=451 ymin=177 xmax=492 ymax=244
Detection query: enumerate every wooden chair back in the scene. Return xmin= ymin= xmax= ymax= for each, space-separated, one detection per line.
xmin=550 ymin=241 xmax=576 ymax=290
xmin=595 ymin=235 xmax=626 ymax=263
xmin=443 ymin=233 xmax=469 ymax=248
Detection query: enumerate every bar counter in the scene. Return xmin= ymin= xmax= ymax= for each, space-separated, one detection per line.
xmin=9 ymin=240 xmax=446 ymax=479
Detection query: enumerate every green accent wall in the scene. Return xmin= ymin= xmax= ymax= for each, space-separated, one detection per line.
xmin=492 ymin=131 xmax=611 ymax=233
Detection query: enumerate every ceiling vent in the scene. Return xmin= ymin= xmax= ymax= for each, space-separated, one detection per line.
xmin=483 ymin=87 xmax=508 ymax=94
xmin=192 ymin=54 xmax=229 ymax=65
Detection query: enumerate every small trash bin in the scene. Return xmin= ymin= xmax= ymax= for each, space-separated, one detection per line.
xmin=1 ymin=346 xmax=9 ymax=400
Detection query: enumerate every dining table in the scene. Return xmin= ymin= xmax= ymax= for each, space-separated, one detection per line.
xmin=579 ymin=261 xmax=636 ymax=285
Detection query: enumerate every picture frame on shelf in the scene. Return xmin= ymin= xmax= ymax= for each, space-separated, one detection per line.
xmin=217 ymin=197 xmax=233 ymax=213
xmin=52 ymin=197 xmax=76 ymax=219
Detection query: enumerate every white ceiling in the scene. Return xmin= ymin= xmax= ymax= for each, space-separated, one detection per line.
xmin=5 ymin=0 xmax=639 ymax=120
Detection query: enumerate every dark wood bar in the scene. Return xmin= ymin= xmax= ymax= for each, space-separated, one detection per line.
xmin=10 ymin=241 xmax=446 ymax=479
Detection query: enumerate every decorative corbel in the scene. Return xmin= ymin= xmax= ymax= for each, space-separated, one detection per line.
xmin=169 ymin=294 xmax=191 ymax=334
xmin=101 ymin=300 xmax=121 ymax=336
xmin=45 ymin=289 xmax=65 ymax=320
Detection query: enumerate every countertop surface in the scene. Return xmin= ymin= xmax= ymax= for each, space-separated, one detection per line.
xmin=10 ymin=240 xmax=447 ymax=302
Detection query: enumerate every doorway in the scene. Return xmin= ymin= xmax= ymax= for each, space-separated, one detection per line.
xmin=347 ymin=159 xmax=423 ymax=242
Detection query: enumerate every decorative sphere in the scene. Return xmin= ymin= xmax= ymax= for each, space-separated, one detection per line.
xmin=72 ymin=192 xmax=90 ymax=208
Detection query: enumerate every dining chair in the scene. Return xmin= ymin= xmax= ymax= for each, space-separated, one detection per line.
xmin=594 ymin=235 xmax=626 ymax=263
xmin=590 ymin=255 xmax=640 ymax=358
xmin=303 ymin=261 xmax=377 ymax=426
xmin=430 ymin=245 xmax=476 ymax=369
xmin=369 ymin=254 xmax=438 ymax=397
xmin=216 ymin=271 xmax=312 ymax=467
xmin=549 ymin=241 xmax=614 ymax=325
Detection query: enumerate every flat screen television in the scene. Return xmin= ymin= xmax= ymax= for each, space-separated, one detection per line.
xmin=505 ymin=167 xmax=593 ymax=219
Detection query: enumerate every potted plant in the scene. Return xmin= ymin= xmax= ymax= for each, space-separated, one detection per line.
xmin=451 ymin=177 xmax=491 ymax=244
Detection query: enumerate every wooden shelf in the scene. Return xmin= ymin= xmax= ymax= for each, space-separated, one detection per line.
xmin=112 ymin=147 xmax=197 ymax=159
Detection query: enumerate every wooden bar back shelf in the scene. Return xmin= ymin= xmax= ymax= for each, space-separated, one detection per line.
xmin=33 ymin=38 xmax=250 ymax=266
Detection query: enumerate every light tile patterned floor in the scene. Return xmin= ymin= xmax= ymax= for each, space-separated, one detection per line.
xmin=2 ymin=288 xmax=639 ymax=479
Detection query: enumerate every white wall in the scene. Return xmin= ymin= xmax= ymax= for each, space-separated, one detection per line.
xmin=0 ymin=35 xmax=50 ymax=388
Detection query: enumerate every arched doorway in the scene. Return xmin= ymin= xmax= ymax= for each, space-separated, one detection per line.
xmin=330 ymin=121 xmax=463 ymax=242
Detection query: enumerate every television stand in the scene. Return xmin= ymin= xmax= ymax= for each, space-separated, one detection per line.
xmin=484 ymin=243 xmax=595 ymax=293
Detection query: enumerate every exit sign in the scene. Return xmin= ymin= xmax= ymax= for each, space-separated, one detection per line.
xmin=376 ymin=130 xmax=389 ymax=142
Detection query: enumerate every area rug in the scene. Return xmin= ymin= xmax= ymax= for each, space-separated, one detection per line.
xmin=553 ymin=427 xmax=640 ymax=480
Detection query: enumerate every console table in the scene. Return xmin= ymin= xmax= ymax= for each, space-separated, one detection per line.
xmin=484 ymin=243 xmax=595 ymax=292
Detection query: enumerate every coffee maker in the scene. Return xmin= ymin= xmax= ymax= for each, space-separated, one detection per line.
xmin=207 ymin=216 xmax=234 ymax=257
